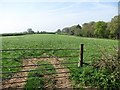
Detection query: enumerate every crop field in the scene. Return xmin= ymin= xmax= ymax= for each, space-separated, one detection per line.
xmin=1 ymin=34 xmax=118 ymax=88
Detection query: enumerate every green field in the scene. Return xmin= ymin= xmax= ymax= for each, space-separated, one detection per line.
xmin=1 ymin=34 xmax=118 ymax=88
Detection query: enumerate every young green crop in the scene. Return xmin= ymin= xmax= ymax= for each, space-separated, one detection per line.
xmin=1 ymin=34 xmax=118 ymax=88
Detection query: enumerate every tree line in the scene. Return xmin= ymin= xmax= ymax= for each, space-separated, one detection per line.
xmin=1 ymin=28 xmax=55 ymax=36
xmin=1 ymin=15 xmax=119 ymax=39
xmin=56 ymin=15 xmax=120 ymax=39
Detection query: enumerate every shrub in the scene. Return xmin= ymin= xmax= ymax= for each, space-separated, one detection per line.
xmin=92 ymin=50 xmax=120 ymax=89
xmin=71 ymin=49 xmax=120 ymax=89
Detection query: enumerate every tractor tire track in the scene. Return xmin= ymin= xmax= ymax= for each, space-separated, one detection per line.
xmin=2 ymin=58 xmax=72 ymax=89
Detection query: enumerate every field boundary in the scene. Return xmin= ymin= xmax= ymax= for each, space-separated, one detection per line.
xmin=2 ymin=58 xmax=72 ymax=88
xmin=1 ymin=45 xmax=85 ymax=88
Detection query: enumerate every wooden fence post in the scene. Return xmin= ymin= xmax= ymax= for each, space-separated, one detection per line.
xmin=78 ymin=44 xmax=84 ymax=67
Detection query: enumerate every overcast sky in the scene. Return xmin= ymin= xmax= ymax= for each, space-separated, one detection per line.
xmin=0 ymin=0 xmax=119 ymax=34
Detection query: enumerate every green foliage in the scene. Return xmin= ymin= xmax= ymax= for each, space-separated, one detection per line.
xmin=92 ymin=50 xmax=120 ymax=89
xmin=24 ymin=61 xmax=56 ymax=89
xmin=94 ymin=21 xmax=108 ymax=38
xmin=61 ymin=24 xmax=82 ymax=36
xmin=56 ymin=29 xmax=62 ymax=34
xmin=58 ymin=15 xmax=120 ymax=39
xmin=1 ymin=33 xmax=27 ymax=36
xmin=27 ymin=28 xmax=35 ymax=34
xmin=107 ymin=16 xmax=120 ymax=39
xmin=62 ymin=27 xmax=70 ymax=34
xmin=70 ymin=49 xmax=120 ymax=89
xmin=82 ymin=21 xmax=95 ymax=37
xmin=70 ymin=24 xmax=82 ymax=36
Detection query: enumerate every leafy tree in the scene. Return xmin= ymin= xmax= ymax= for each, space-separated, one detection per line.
xmin=76 ymin=24 xmax=82 ymax=29
xmin=107 ymin=16 xmax=120 ymax=39
xmin=62 ymin=27 xmax=70 ymax=34
xmin=69 ymin=24 xmax=82 ymax=36
xmin=94 ymin=21 xmax=108 ymax=38
xmin=82 ymin=21 xmax=95 ymax=37
xmin=36 ymin=31 xmax=40 ymax=34
xmin=56 ymin=29 xmax=61 ymax=34
xmin=27 ymin=28 xmax=35 ymax=34
xmin=40 ymin=31 xmax=47 ymax=34
xmin=60 ymin=15 xmax=119 ymax=39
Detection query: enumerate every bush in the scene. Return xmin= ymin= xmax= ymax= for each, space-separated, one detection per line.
xmin=71 ymin=49 xmax=120 ymax=89
xmin=92 ymin=50 xmax=120 ymax=89
xmin=1 ymin=33 xmax=27 ymax=36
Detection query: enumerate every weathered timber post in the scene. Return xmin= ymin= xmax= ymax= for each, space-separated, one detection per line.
xmin=78 ymin=44 xmax=84 ymax=67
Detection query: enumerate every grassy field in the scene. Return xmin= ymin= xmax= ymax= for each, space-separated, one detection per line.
xmin=1 ymin=34 xmax=118 ymax=88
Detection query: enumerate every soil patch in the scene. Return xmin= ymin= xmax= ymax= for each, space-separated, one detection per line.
xmin=2 ymin=58 xmax=72 ymax=89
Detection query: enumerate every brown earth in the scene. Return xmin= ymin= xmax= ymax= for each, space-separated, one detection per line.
xmin=1 ymin=58 xmax=72 ymax=89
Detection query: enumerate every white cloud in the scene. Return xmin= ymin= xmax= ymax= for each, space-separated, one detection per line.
xmin=0 ymin=2 xmax=118 ymax=33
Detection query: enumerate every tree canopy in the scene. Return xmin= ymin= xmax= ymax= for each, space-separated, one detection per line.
xmin=57 ymin=15 xmax=119 ymax=39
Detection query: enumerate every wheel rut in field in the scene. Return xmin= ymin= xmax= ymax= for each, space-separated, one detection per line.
xmin=2 ymin=58 xmax=72 ymax=89
xmin=48 ymin=58 xmax=71 ymax=88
